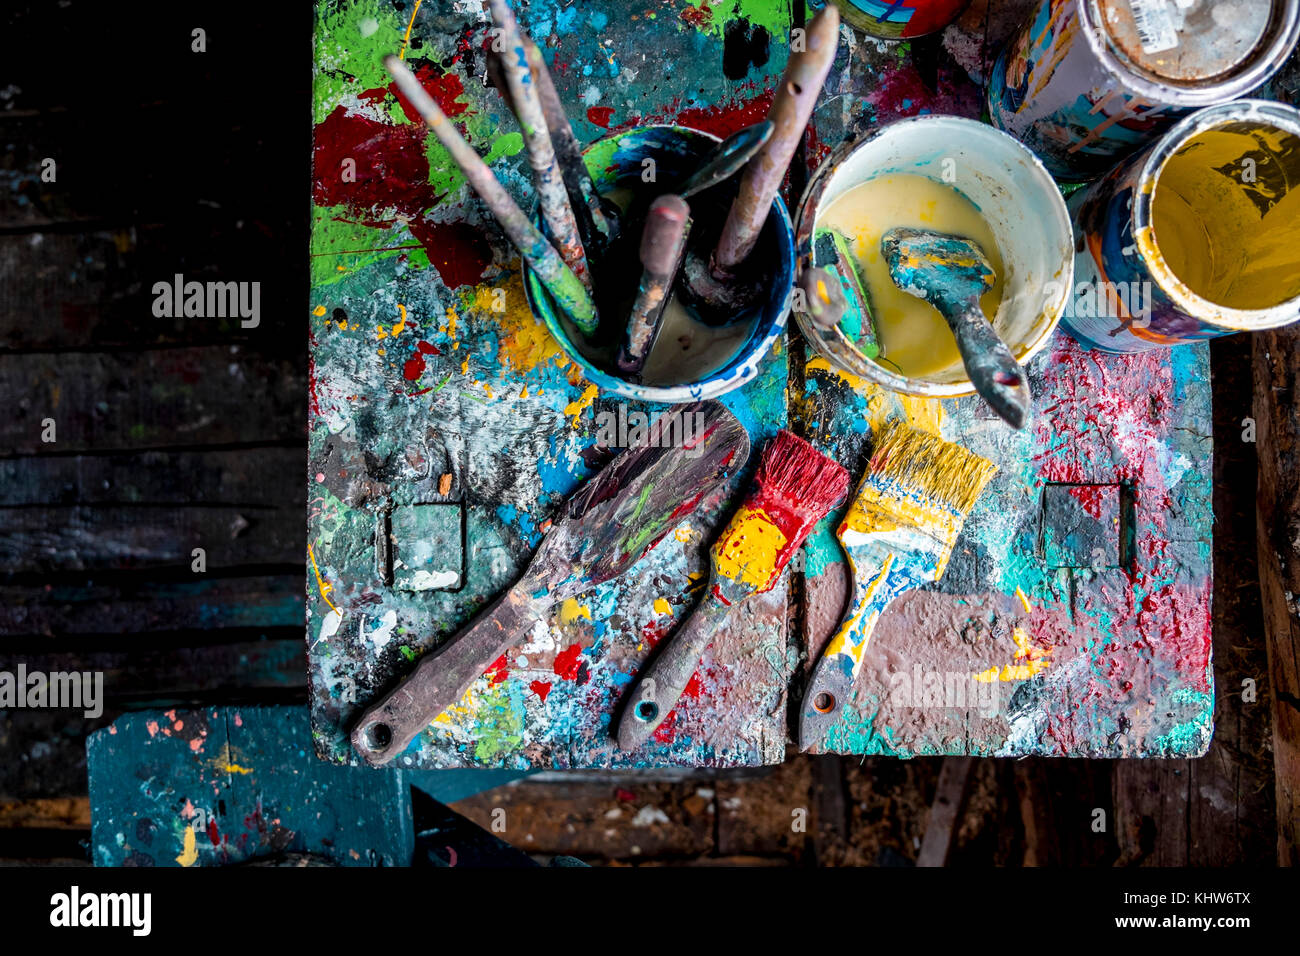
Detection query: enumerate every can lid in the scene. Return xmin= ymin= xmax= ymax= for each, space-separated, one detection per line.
xmin=1094 ymin=0 xmax=1275 ymax=84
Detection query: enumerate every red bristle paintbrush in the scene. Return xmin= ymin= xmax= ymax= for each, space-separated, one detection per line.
xmin=616 ymin=429 xmax=850 ymax=750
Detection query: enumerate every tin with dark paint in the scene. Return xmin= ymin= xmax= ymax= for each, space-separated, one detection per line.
xmin=989 ymin=0 xmax=1300 ymax=182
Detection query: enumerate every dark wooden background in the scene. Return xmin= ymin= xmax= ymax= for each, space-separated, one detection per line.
xmin=0 ymin=0 xmax=1292 ymax=865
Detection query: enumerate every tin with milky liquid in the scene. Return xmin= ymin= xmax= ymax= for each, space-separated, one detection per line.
xmin=989 ymin=0 xmax=1300 ymax=181
xmin=826 ymin=0 xmax=969 ymax=39
xmin=1063 ymin=100 xmax=1300 ymax=353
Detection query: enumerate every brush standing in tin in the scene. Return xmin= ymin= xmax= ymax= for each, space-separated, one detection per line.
xmin=798 ymin=423 xmax=997 ymax=751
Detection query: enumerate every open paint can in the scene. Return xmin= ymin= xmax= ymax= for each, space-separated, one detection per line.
xmin=1064 ymin=99 xmax=1300 ymax=353
xmin=824 ymin=0 xmax=969 ymax=39
xmin=989 ymin=0 xmax=1300 ymax=182
xmin=793 ymin=115 xmax=1074 ymax=399
xmin=523 ymin=125 xmax=794 ymax=404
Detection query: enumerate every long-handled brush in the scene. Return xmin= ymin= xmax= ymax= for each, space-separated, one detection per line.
xmin=616 ymin=429 xmax=850 ymax=751
xmin=797 ymin=422 xmax=997 ymax=751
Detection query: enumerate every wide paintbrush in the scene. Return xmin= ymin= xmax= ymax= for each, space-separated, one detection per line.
xmin=616 ymin=429 xmax=850 ymax=751
xmin=797 ymin=422 xmax=997 ymax=751
xmin=352 ymin=402 xmax=750 ymax=767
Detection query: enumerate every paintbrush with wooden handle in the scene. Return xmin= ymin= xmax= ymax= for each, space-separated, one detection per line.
xmin=616 ymin=193 xmax=691 ymax=379
xmin=352 ymin=402 xmax=750 ymax=767
xmin=797 ymin=422 xmax=997 ymax=751
xmin=384 ymin=55 xmax=598 ymax=335
xmin=616 ymin=429 xmax=850 ymax=751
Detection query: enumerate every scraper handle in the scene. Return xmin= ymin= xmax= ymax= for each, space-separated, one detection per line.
xmin=945 ymin=302 xmax=1032 ymax=430
xmin=351 ymin=583 xmax=546 ymax=767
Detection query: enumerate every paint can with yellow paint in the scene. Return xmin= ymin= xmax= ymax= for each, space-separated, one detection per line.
xmin=1063 ymin=99 xmax=1300 ymax=352
xmin=988 ymin=0 xmax=1300 ymax=182
xmin=793 ymin=115 xmax=1073 ymax=402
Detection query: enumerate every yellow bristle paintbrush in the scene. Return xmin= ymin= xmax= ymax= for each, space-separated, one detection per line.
xmin=797 ymin=422 xmax=997 ymax=751
xmin=617 ymin=429 xmax=850 ymax=751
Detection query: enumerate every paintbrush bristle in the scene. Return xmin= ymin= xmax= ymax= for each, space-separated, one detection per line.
xmin=755 ymin=429 xmax=851 ymax=515
xmin=843 ymin=423 xmax=996 ymax=577
xmin=710 ymin=430 xmax=849 ymax=592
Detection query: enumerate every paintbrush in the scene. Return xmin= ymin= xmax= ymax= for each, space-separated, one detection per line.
xmin=680 ymin=5 xmax=840 ymax=323
xmin=486 ymin=0 xmax=592 ymax=293
xmin=881 ymin=227 xmax=1031 ymax=428
xmin=616 ymin=194 xmax=691 ymax=379
xmin=383 ymin=56 xmax=598 ymax=335
xmin=812 ymin=228 xmax=879 ymax=355
xmin=352 ymin=402 xmax=751 ymax=767
xmin=616 ymin=429 xmax=850 ymax=751
xmin=797 ymin=422 xmax=997 ymax=751
xmin=523 ymin=38 xmax=615 ymax=254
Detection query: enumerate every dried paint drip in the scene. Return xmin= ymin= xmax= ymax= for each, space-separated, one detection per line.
xmin=798 ymin=422 xmax=997 ymax=751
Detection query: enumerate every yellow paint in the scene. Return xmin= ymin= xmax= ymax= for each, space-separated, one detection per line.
xmin=653 ymin=598 xmax=673 ymax=616
xmin=1151 ymin=124 xmax=1300 ymax=311
xmin=399 ymin=0 xmax=422 ymax=59
xmin=819 ymin=173 xmax=1006 ymax=378
xmin=313 ymin=305 xmax=326 ymax=317
xmin=972 ymin=626 xmax=1052 ymax=682
xmin=559 ymin=598 xmax=592 ymax=624
xmin=175 ymin=827 xmax=198 ymax=867
xmin=1015 ymin=586 xmax=1033 ymax=614
xmin=392 ymin=303 xmax=407 ymax=336
xmin=806 ymin=357 xmax=944 ymax=435
xmin=307 ymin=544 xmax=340 ymax=617
xmin=673 ymin=525 xmax=694 ymax=544
xmin=713 ymin=507 xmax=787 ymax=590
xmin=563 ymin=383 xmax=599 ymax=426
xmin=824 ymin=555 xmax=895 ymax=671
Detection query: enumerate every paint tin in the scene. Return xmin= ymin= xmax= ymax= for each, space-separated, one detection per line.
xmin=523 ymin=125 xmax=794 ymax=404
xmin=793 ymin=115 xmax=1074 ymax=398
xmin=989 ymin=0 xmax=1300 ymax=182
xmin=1063 ymin=99 xmax=1300 ymax=353
xmin=825 ymin=0 xmax=969 ymax=39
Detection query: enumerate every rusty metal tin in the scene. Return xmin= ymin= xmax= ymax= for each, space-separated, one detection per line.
xmin=989 ymin=0 xmax=1300 ymax=181
xmin=1063 ymin=99 xmax=1300 ymax=352
xmin=826 ymin=0 xmax=969 ymax=39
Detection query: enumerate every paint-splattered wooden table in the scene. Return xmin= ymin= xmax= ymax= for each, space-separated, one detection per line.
xmin=307 ymin=0 xmax=1212 ymax=769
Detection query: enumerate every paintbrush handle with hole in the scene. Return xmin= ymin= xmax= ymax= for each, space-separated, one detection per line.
xmin=797 ymin=557 xmax=914 ymax=751
xmin=941 ymin=301 xmax=1032 ymax=430
xmin=616 ymin=588 xmax=735 ymax=751
xmin=351 ymin=582 xmax=550 ymax=767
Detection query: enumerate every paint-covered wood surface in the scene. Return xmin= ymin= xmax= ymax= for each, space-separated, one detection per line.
xmin=87 ymin=706 xmax=413 ymax=866
xmin=798 ymin=1 xmax=1212 ymax=756
xmin=309 ymin=0 xmax=792 ymax=769
xmin=309 ymin=0 xmax=1215 ymax=766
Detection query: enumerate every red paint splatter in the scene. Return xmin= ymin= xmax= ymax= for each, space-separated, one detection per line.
xmin=484 ymin=654 xmax=510 ymax=686
xmin=405 ymin=218 xmax=494 ymax=288
xmin=615 ymin=788 xmax=637 ymax=802
xmin=652 ymin=709 xmax=678 ymax=743
xmin=674 ymin=89 xmax=775 ymax=140
xmin=681 ymin=671 xmax=704 ymax=700
xmin=313 ymin=106 xmax=438 ymax=218
xmin=586 ymin=105 xmax=616 ymax=128
xmin=402 ymin=355 xmax=425 ymax=381
xmin=1067 ymin=484 xmax=1107 ymax=520
xmin=206 ymin=818 xmax=220 ymax=846
xmin=417 ymin=340 xmax=441 ymax=355
xmin=529 ymin=680 xmax=552 ymax=702
xmin=553 ymin=643 xmax=584 ymax=680
xmin=359 ymin=64 xmax=469 ymax=123
xmin=680 ymin=2 xmax=713 ymax=28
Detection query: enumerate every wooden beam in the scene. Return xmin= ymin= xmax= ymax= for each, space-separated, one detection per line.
xmin=1253 ymin=325 xmax=1300 ymax=865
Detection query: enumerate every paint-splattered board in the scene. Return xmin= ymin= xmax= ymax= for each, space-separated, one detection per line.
xmin=308 ymin=0 xmax=1214 ymax=768
xmin=308 ymin=0 xmax=798 ymax=769
xmin=796 ymin=0 xmax=1213 ymax=757
xmin=87 ymin=707 xmax=415 ymax=866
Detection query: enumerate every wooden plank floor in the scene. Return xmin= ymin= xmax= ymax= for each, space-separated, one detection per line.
xmin=0 ymin=0 xmax=1289 ymax=864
